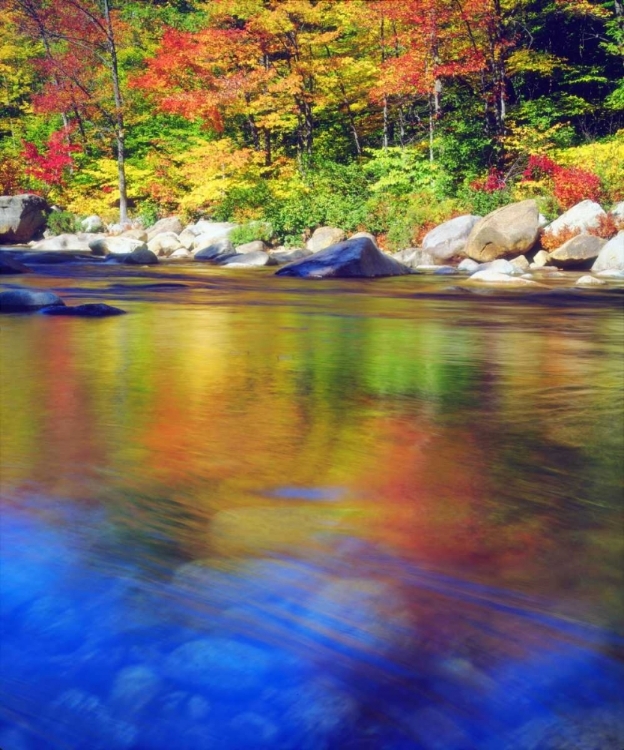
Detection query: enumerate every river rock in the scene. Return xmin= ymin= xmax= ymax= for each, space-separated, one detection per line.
xmin=457 ymin=258 xmax=480 ymax=273
xmin=165 ymin=638 xmax=272 ymax=695
xmin=349 ymin=231 xmax=378 ymax=246
xmin=194 ymin=238 xmax=235 ymax=260
xmin=510 ymin=254 xmax=530 ymax=272
xmin=547 ymin=233 xmax=606 ymax=268
xmin=530 ymin=249 xmax=550 ymax=269
xmin=467 ymin=270 xmax=541 ymax=287
xmin=543 ymin=200 xmax=606 ymax=242
xmin=31 ymin=233 xmax=95 ymax=252
xmin=575 ymin=275 xmax=606 ymax=286
xmin=148 ymin=232 xmax=182 ymax=257
xmin=276 ymin=237 xmax=410 ymax=279
xmin=235 ymin=240 xmax=267 ymax=254
xmin=479 ymin=258 xmax=524 ymax=276
xmin=611 ymin=201 xmax=624 ymax=221
xmin=270 ymin=247 xmax=312 ymax=264
xmin=40 ymin=303 xmax=126 ymax=317
xmin=169 ymin=248 xmax=192 ymax=259
xmin=121 ymin=228 xmax=148 ymax=242
xmin=596 ymin=268 xmax=624 ymax=279
xmin=465 ymin=200 xmax=540 ymax=261
xmin=123 ymin=247 xmax=159 ymax=265
xmin=109 ymin=666 xmax=162 ymax=714
xmin=81 ymin=215 xmax=103 ymax=233
xmin=0 ymin=255 xmax=30 ymax=274
xmin=0 ymin=194 xmax=49 ymax=244
xmin=188 ymin=221 xmax=238 ymax=247
xmin=146 ymin=216 xmax=183 ymax=241
xmin=591 ymin=231 xmax=624 ymax=272
xmin=15 ymin=251 xmax=95 ymax=264
xmin=178 ymin=228 xmax=197 ymax=249
xmin=218 ymin=250 xmax=277 ymax=267
xmin=393 ymin=248 xmax=434 ymax=268
xmin=306 ymin=226 xmax=346 ymax=253
xmin=89 ymin=237 xmax=147 ymax=256
xmin=0 ymin=288 xmax=65 ymax=312
xmin=422 ymin=214 xmax=481 ymax=262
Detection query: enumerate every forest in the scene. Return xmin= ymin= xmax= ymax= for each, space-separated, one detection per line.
xmin=1 ymin=0 xmax=623 ymax=248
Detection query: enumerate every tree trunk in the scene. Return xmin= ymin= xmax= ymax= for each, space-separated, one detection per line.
xmin=102 ymin=0 xmax=127 ymax=224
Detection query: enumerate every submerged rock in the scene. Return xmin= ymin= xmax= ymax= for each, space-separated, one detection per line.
xmin=0 ymin=255 xmax=30 ymax=274
xmin=276 ymin=237 xmax=409 ymax=279
xmin=0 ymin=288 xmax=64 ymax=312
xmin=40 ymin=303 xmax=126 ymax=317
xmin=218 ymin=250 xmax=277 ymax=267
xmin=123 ymin=247 xmax=159 ymax=265
xmin=576 ymin=275 xmax=606 ymax=286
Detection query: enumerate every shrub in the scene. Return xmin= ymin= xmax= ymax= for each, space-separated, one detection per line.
xmin=47 ymin=210 xmax=81 ymax=235
xmin=229 ymin=221 xmax=274 ymax=246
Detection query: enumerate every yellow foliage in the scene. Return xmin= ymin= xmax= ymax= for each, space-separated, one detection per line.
xmin=503 ymin=122 xmax=569 ymax=158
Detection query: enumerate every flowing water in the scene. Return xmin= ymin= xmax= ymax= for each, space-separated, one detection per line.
xmin=1 ymin=263 xmax=624 ymax=749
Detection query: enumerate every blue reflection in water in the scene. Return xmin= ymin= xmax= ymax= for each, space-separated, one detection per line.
xmin=1 ymin=500 xmax=623 ymax=750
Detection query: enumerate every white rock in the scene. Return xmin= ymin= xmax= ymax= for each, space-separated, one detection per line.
xmin=510 ymin=254 xmax=530 ymax=272
xmin=468 ymin=270 xmax=541 ymax=286
xmin=422 ymin=214 xmax=481 ymax=261
xmin=146 ymin=216 xmax=183 ymax=241
xmin=147 ymin=232 xmax=182 ymax=257
xmin=596 ymin=268 xmax=624 ymax=279
xmin=81 ymin=215 xmax=103 ymax=233
xmin=543 ymin=200 xmax=606 ymax=241
xmin=457 ymin=258 xmax=480 ymax=273
xmin=31 ymin=233 xmax=94 ymax=252
xmin=169 ymin=248 xmax=192 ymax=259
xmin=89 ymin=237 xmax=147 ymax=255
xmin=178 ymin=228 xmax=197 ymax=249
xmin=610 ymin=201 xmax=624 ymax=220
xmin=306 ymin=226 xmax=346 ymax=253
xmin=187 ymin=221 xmax=238 ymax=245
xmin=349 ymin=231 xmax=378 ymax=247
xmin=591 ymin=231 xmax=624 ymax=272
xmin=121 ymin=228 xmax=148 ymax=242
xmin=531 ymin=249 xmax=551 ymax=268
xmin=576 ymin=275 xmax=606 ymax=286
xmin=234 ymin=240 xmax=267 ymax=254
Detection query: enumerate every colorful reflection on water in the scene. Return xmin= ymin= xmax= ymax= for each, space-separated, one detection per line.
xmin=1 ymin=267 xmax=623 ymax=749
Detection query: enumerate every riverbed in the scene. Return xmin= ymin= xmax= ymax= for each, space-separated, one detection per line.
xmin=1 ymin=263 xmax=623 ymax=749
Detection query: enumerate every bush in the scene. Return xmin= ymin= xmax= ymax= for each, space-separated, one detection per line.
xmin=47 ymin=210 xmax=81 ymax=235
xmin=229 ymin=221 xmax=274 ymax=246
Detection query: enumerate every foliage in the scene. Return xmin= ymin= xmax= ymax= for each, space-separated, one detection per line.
xmin=47 ymin=210 xmax=81 ymax=235
xmin=229 ymin=221 xmax=274 ymax=246
xmin=20 ymin=126 xmax=81 ymax=198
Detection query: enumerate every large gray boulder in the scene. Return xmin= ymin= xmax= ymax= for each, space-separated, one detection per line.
xmin=543 ymin=200 xmax=606 ymax=242
xmin=194 ymin=238 xmax=235 ymax=261
xmin=547 ymin=233 xmax=606 ymax=268
xmin=0 ymin=194 xmax=49 ymax=244
xmin=0 ymin=287 xmax=64 ymax=312
xmin=393 ymin=247 xmax=434 ymax=269
xmin=146 ymin=216 xmax=183 ymax=241
xmin=465 ymin=200 xmax=540 ymax=261
xmin=422 ymin=214 xmax=481 ymax=262
xmin=270 ymin=247 xmax=312 ymax=264
xmin=591 ymin=231 xmax=624 ymax=272
xmin=234 ymin=240 xmax=267 ymax=254
xmin=306 ymin=226 xmax=346 ymax=253
xmin=276 ymin=237 xmax=410 ymax=279
xmin=89 ymin=237 xmax=147 ymax=256
xmin=218 ymin=250 xmax=277 ymax=267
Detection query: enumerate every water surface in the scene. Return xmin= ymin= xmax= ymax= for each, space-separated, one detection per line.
xmin=1 ymin=265 xmax=623 ymax=749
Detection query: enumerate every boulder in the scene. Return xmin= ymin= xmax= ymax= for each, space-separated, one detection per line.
xmin=218 ymin=250 xmax=277 ymax=267
xmin=543 ymin=200 xmax=606 ymax=241
xmin=123 ymin=247 xmax=159 ymax=265
xmin=576 ymin=275 xmax=606 ymax=286
xmin=479 ymin=258 xmax=524 ymax=276
xmin=530 ymin=249 xmax=550 ymax=269
xmin=194 ymin=238 xmax=235 ymax=260
xmin=547 ymin=233 xmax=606 ymax=268
xmin=31 ymin=233 xmax=94 ymax=252
xmin=611 ymin=201 xmax=624 ymax=221
xmin=596 ymin=268 xmax=624 ymax=279
xmin=393 ymin=247 xmax=434 ymax=268
xmin=81 ymin=215 xmax=103 ymax=233
xmin=146 ymin=216 xmax=183 ymax=241
xmin=276 ymin=237 xmax=410 ymax=279
xmin=0 ymin=287 xmax=65 ymax=312
xmin=169 ymin=248 xmax=192 ymax=259
xmin=89 ymin=237 xmax=147 ymax=256
xmin=191 ymin=219 xmax=238 ymax=239
xmin=433 ymin=265 xmax=458 ymax=275
xmin=178 ymin=228 xmax=197 ymax=249
xmin=121 ymin=228 xmax=148 ymax=242
xmin=234 ymin=240 xmax=267 ymax=254
xmin=591 ymin=231 xmax=624 ymax=272
xmin=422 ymin=214 xmax=481 ymax=262
xmin=147 ymin=232 xmax=182 ymax=257
xmin=457 ymin=258 xmax=480 ymax=273
xmin=0 ymin=255 xmax=30 ymax=274
xmin=270 ymin=247 xmax=312 ymax=264
xmin=306 ymin=226 xmax=346 ymax=253
xmin=0 ymin=194 xmax=49 ymax=244
xmin=510 ymin=254 xmax=530 ymax=272
xmin=465 ymin=200 xmax=540 ymax=261
xmin=40 ymin=303 xmax=126 ymax=317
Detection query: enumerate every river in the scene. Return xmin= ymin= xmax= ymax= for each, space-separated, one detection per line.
xmin=1 ymin=263 xmax=623 ymax=749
